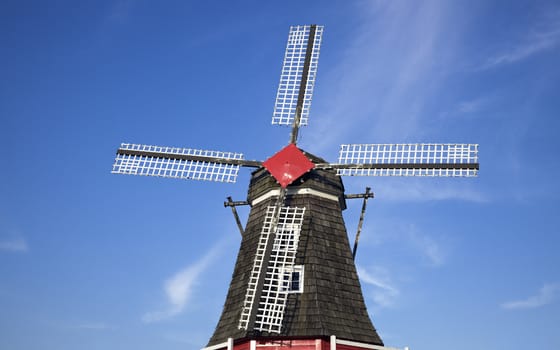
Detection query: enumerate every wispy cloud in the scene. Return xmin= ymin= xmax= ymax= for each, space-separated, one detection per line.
xmin=482 ymin=11 xmax=560 ymax=69
xmin=501 ymin=283 xmax=560 ymax=310
xmin=304 ymin=1 xmax=461 ymax=155
xmin=407 ymin=229 xmax=445 ymax=267
xmin=357 ymin=265 xmax=400 ymax=308
xmin=358 ymin=218 xmax=448 ymax=268
xmin=443 ymin=96 xmax=488 ymax=118
xmin=0 ymin=237 xmax=28 ymax=253
xmin=456 ymin=99 xmax=483 ymax=114
xmin=142 ymin=244 xmax=221 ymax=323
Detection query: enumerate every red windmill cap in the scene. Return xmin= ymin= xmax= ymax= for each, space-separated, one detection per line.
xmin=262 ymin=144 xmax=315 ymax=188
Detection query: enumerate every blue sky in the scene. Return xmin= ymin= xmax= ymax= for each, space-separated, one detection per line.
xmin=1 ymin=1 xmax=559 ymax=349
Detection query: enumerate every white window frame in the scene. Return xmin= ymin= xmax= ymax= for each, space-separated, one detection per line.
xmin=281 ymin=265 xmax=304 ymax=294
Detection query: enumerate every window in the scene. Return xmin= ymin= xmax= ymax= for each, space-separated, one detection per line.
xmin=281 ymin=265 xmax=304 ymax=293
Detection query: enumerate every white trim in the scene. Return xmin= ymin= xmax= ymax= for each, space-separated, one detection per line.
xmin=280 ymin=264 xmax=304 ymax=293
xmin=335 ymin=338 xmax=404 ymax=350
xmin=252 ymin=188 xmax=339 ymax=206
xmin=250 ymin=340 xmax=256 ymax=350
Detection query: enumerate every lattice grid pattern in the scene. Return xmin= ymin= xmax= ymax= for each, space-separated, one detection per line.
xmin=337 ymin=143 xmax=479 ymax=177
xmin=238 ymin=206 xmax=277 ymax=331
xmin=255 ymin=206 xmax=305 ymax=333
xmin=112 ymin=143 xmax=243 ymax=183
xmin=238 ymin=206 xmax=306 ymax=333
xmin=272 ymin=25 xmax=324 ymax=126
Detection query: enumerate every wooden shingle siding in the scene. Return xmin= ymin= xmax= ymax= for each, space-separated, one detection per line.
xmin=207 ymin=150 xmax=383 ymax=347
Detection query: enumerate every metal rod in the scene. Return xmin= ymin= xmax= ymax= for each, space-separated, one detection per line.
xmin=226 ymin=197 xmax=245 ymax=236
xmin=345 ymin=192 xmax=375 ymax=200
xmin=116 ymin=148 xmax=262 ymax=168
xmin=352 ymin=187 xmax=372 ymax=260
xmin=289 ymin=24 xmax=317 ymax=145
xmin=224 ymin=200 xmax=249 ymax=207
xmin=317 ymin=162 xmax=480 ymax=170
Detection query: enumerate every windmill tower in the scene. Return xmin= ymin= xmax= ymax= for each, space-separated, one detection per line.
xmin=112 ymin=25 xmax=479 ymax=350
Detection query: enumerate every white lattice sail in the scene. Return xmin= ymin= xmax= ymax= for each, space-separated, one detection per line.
xmin=337 ymin=143 xmax=479 ymax=177
xmin=239 ymin=206 xmax=306 ymax=333
xmin=272 ymin=25 xmax=324 ymax=127
xmin=112 ymin=143 xmax=244 ymax=183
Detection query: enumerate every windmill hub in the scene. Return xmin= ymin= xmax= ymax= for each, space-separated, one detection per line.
xmin=262 ymin=144 xmax=315 ymax=188
xmin=248 ymin=157 xmax=346 ymax=210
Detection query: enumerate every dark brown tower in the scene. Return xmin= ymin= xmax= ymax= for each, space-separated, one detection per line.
xmin=208 ymin=153 xmax=383 ymax=346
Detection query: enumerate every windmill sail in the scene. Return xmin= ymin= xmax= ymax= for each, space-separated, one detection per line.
xmin=112 ymin=143 xmax=252 ymax=183
xmin=238 ymin=206 xmax=306 ymax=333
xmin=272 ymin=25 xmax=324 ymax=127
xmin=335 ymin=143 xmax=479 ymax=177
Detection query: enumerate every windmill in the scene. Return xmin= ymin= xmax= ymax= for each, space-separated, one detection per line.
xmin=112 ymin=25 xmax=478 ymax=350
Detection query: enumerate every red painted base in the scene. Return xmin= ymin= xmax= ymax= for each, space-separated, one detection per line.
xmin=205 ymin=337 xmax=381 ymax=350
xmin=234 ymin=338 xmax=329 ymax=350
